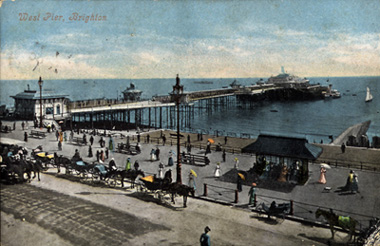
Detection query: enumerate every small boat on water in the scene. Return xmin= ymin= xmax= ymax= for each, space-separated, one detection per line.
xmin=365 ymin=87 xmax=373 ymax=102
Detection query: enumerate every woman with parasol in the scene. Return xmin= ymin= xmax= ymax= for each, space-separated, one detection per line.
xmin=188 ymin=169 xmax=197 ymax=191
xmin=318 ymin=163 xmax=330 ymax=184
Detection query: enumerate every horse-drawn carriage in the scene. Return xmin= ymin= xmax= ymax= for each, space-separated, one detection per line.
xmin=140 ymin=175 xmax=195 ymax=207
xmin=31 ymin=146 xmax=54 ymax=168
xmin=257 ymin=201 xmax=291 ymax=219
xmin=91 ymin=163 xmax=145 ymax=188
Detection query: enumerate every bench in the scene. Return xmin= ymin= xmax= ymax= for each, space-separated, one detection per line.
xmin=1 ymin=126 xmax=13 ymax=133
xmin=29 ymin=130 xmax=47 ymax=138
xmin=181 ymin=153 xmax=210 ymax=166
xmin=117 ymin=143 xmax=141 ymax=155
xmin=72 ymin=137 xmax=86 ymax=145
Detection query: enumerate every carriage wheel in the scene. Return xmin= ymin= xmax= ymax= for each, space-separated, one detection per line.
xmin=107 ymin=176 xmax=116 ymax=188
xmin=92 ymin=171 xmax=101 ymax=184
xmin=80 ymin=172 xmax=88 ymax=182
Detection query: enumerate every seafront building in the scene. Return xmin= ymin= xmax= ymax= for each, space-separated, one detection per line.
xmin=10 ymin=85 xmax=69 ymax=121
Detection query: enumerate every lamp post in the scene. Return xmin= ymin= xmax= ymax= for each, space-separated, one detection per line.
xmin=38 ymin=76 xmax=43 ymax=128
xmin=172 ymin=74 xmax=184 ymax=184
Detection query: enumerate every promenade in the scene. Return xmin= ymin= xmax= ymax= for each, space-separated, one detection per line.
xmin=1 ymin=120 xmax=380 ymax=233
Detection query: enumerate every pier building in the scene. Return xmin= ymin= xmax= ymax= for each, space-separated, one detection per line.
xmin=10 ymin=85 xmax=69 ymax=121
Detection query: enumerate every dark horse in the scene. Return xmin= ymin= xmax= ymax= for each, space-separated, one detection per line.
xmin=112 ymin=169 xmax=145 ymax=188
xmin=20 ymin=159 xmax=44 ymax=181
xmin=167 ymin=183 xmax=195 ymax=208
xmin=315 ymin=208 xmax=358 ymax=241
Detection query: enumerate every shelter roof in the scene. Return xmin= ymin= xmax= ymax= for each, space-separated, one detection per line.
xmin=11 ymin=90 xmax=69 ymax=100
xmin=241 ymin=134 xmax=322 ymax=160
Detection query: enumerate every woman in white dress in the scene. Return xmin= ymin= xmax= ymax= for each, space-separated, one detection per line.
xmin=214 ymin=162 xmax=221 ymax=177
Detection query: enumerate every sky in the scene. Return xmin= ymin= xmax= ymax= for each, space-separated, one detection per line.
xmin=0 ymin=0 xmax=379 ymax=79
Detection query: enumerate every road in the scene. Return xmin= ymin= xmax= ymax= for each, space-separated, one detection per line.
xmin=1 ymin=171 xmax=350 ymax=246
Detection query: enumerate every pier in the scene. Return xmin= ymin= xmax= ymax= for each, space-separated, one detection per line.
xmin=67 ymin=81 xmax=329 ymax=132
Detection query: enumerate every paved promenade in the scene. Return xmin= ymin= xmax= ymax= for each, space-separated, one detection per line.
xmin=1 ymin=120 xmax=380 ymax=230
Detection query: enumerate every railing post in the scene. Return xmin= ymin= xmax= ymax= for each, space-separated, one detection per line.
xmin=290 ymin=200 xmax=294 ymax=215
xmin=234 ymin=189 xmax=239 ymax=203
xmin=203 ymin=184 xmax=208 ymax=196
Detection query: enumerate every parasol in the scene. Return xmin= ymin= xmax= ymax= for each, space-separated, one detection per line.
xmin=169 ymin=150 xmax=176 ymax=156
xmin=141 ymin=175 xmax=154 ymax=183
xmin=320 ymin=163 xmax=331 ymax=169
xmin=208 ymin=138 xmax=215 ymax=144
xmin=238 ymin=173 xmax=245 ymax=180
xmin=190 ymin=169 xmax=197 ymax=177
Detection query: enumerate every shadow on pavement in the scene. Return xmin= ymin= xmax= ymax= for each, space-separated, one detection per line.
xmin=126 ymin=192 xmax=182 ymax=211
xmin=298 ymin=233 xmax=351 ymax=246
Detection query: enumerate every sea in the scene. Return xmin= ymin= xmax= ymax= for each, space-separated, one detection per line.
xmin=1 ymin=76 xmax=379 ymax=144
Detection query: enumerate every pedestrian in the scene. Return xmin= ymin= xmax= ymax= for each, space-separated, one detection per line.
xmin=187 ymin=144 xmax=192 ymax=153
xmin=90 ymin=135 xmax=94 ymax=146
xmin=147 ymin=134 xmax=150 ymax=143
xmin=234 ymin=157 xmax=239 ymax=169
xmin=83 ymin=134 xmax=87 ymax=145
xmin=96 ymin=150 xmax=100 ymax=162
xmin=248 ymin=183 xmax=257 ymax=207
xmin=24 ymin=132 xmax=28 ymax=142
xmin=70 ymin=130 xmax=74 ymax=141
xmin=59 ymin=131 xmax=63 ymax=143
xmin=224 ymin=136 xmax=227 ymax=145
xmin=56 ymin=130 xmax=59 ymax=141
xmin=134 ymin=160 xmax=139 ymax=171
xmin=222 ymin=149 xmax=226 ymax=162
xmin=21 ymin=121 xmax=25 ymax=130
xmin=205 ymin=141 xmax=211 ymax=155
xmin=58 ymin=141 xmax=62 ymax=151
xmin=199 ymin=226 xmax=211 ymax=246
xmin=125 ymin=158 xmax=131 ymax=171
xmin=162 ymin=135 xmax=166 ymax=146
xmin=155 ymin=147 xmax=160 ymax=160
xmin=168 ymin=156 xmax=174 ymax=166
xmin=88 ymin=145 xmax=93 ymax=157
xmin=341 ymin=143 xmax=346 ymax=153
xmin=150 ymin=148 xmax=156 ymax=161
xmin=108 ymin=137 xmax=114 ymax=151
xmin=344 ymin=170 xmax=354 ymax=191
xmin=214 ymin=162 xmax=221 ymax=177
xmin=109 ymin=158 xmax=117 ymax=171
xmin=100 ymin=150 xmax=105 ymax=162
xmin=64 ymin=131 xmax=67 ymax=142
xmin=188 ymin=171 xmax=196 ymax=191
xmin=351 ymin=172 xmax=359 ymax=193
xmin=318 ymin=166 xmax=327 ymax=184
xmin=237 ymin=173 xmax=243 ymax=192
xmin=137 ymin=133 xmax=140 ymax=143
xmin=105 ymin=147 xmax=109 ymax=159
xmin=158 ymin=162 xmax=164 ymax=178
xmin=187 ymin=134 xmax=191 ymax=144
xmin=13 ymin=122 xmax=16 ymax=130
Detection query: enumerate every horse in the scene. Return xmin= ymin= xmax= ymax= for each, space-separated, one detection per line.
xmin=19 ymin=159 xmax=44 ymax=181
xmin=120 ymin=169 xmax=145 ymax=188
xmin=167 ymin=183 xmax=195 ymax=208
xmin=315 ymin=208 xmax=358 ymax=241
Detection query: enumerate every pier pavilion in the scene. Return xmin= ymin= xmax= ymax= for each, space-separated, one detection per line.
xmin=10 ymin=87 xmax=69 ymax=121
